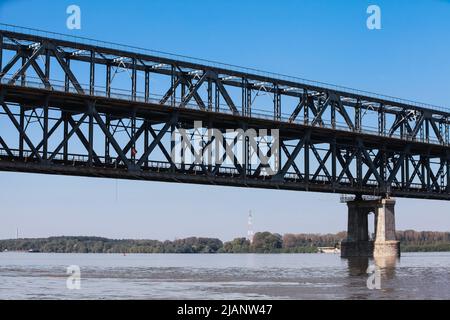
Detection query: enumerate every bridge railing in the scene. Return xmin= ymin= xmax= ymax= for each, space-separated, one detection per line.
xmin=1 ymin=23 xmax=449 ymax=115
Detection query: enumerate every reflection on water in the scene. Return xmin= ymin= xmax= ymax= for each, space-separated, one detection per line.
xmin=345 ymin=256 xmax=399 ymax=299
xmin=374 ymin=256 xmax=398 ymax=281
xmin=347 ymin=257 xmax=370 ymax=276
xmin=347 ymin=256 xmax=398 ymax=278
xmin=0 ymin=252 xmax=449 ymax=299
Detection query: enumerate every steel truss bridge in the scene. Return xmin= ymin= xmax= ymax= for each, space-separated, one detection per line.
xmin=0 ymin=25 xmax=450 ymax=200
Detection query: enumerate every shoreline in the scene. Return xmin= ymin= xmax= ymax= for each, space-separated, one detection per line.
xmin=2 ymin=233 xmax=450 ymax=254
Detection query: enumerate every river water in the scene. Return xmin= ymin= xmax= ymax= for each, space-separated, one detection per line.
xmin=0 ymin=252 xmax=449 ymax=299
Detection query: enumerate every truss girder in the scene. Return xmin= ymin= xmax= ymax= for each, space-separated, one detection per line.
xmin=1 ymin=30 xmax=450 ymax=200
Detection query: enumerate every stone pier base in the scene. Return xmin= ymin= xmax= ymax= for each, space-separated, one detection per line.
xmin=374 ymin=241 xmax=400 ymax=257
xmin=341 ymin=240 xmax=374 ymax=257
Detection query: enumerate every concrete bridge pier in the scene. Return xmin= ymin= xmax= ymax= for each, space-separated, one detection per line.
xmin=340 ymin=198 xmax=374 ymax=257
xmin=373 ymin=198 xmax=400 ymax=257
xmin=341 ymin=197 xmax=400 ymax=258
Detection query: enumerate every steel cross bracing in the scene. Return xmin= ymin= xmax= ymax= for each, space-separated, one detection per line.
xmin=0 ymin=29 xmax=450 ymax=200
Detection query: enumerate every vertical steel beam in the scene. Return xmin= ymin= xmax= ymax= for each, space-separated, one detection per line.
xmin=401 ymin=151 xmax=405 ymax=188
xmin=144 ymin=121 xmax=149 ymax=169
xmin=171 ymin=66 xmax=175 ymax=107
xmin=43 ymin=99 xmax=49 ymax=160
xmin=446 ymin=119 xmax=449 ymax=145
xmin=241 ymin=123 xmax=248 ymax=177
xmin=88 ymin=104 xmax=94 ymax=166
xmin=106 ymin=64 xmax=111 ymax=98
xmin=355 ymin=102 xmax=361 ymax=132
xmin=273 ymin=85 xmax=281 ymax=121
xmin=63 ymin=112 xmax=69 ymax=162
xmin=331 ymin=139 xmax=336 ymax=184
xmin=181 ymin=76 xmax=186 ymax=100
xmin=90 ymin=51 xmax=95 ymax=96
xmin=19 ymin=106 xmax=24 ymax=158
xmin=304 ymin=140 xmax=309 ymax=183
xmin=170 ymin=122 xmax=176 ymax=172
xmin=145 ymin=70 xmax=150 ymax=103
xmin=276 ymin=91 xmax=280 ymax=120
xmin=45 ymin=48 xmax=50 ymax=88
xmin=0 ymin=33 xmax=3 ymax=75
xmin=131 ymin=109 xmax=136 ymax=162
xmin=105 ymin=115 xmax=110 ymax=164
xmin=132 ymin=58 xmax=137 ymax=101
xmin=378 ymin=105 xmax=385 ymax=135
xmin=247 ymin=83 xmax=252 ymax=117
xmin=405 ymin=152 xmax=410 ymax=188
xmin=208 ymin=78 xmax=213 ymax=111
xmin=331 ymin=102 xmax=336 ymax=129
xmin=215 ymin=84 xmax=220 ymax=112
xmin=242 ymin=79 xmax=246 ymax=116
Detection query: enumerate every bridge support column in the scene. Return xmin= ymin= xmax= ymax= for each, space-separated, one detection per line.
xmin=340 ymin=199 xmax=374 ymax=257
xmin=374 ymin=198 xmax=400 ymax=257
xmin=340 ymin=197 xmax=400 ymax=258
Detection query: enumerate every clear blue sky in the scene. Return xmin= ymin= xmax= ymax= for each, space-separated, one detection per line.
xmin=0 ymin=0 xmax=449 ymax=240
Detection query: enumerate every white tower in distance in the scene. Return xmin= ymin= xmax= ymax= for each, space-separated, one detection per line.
xmin=247 ymin=210 xmax=254 ymax=243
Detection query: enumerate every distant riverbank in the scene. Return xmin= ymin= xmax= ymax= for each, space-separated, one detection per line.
xmin=1 ymin=231 xmax=450 ymax=254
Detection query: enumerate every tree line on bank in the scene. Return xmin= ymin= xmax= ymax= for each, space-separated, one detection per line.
xmin=1 ymin=230 xmax=450 ymax=253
